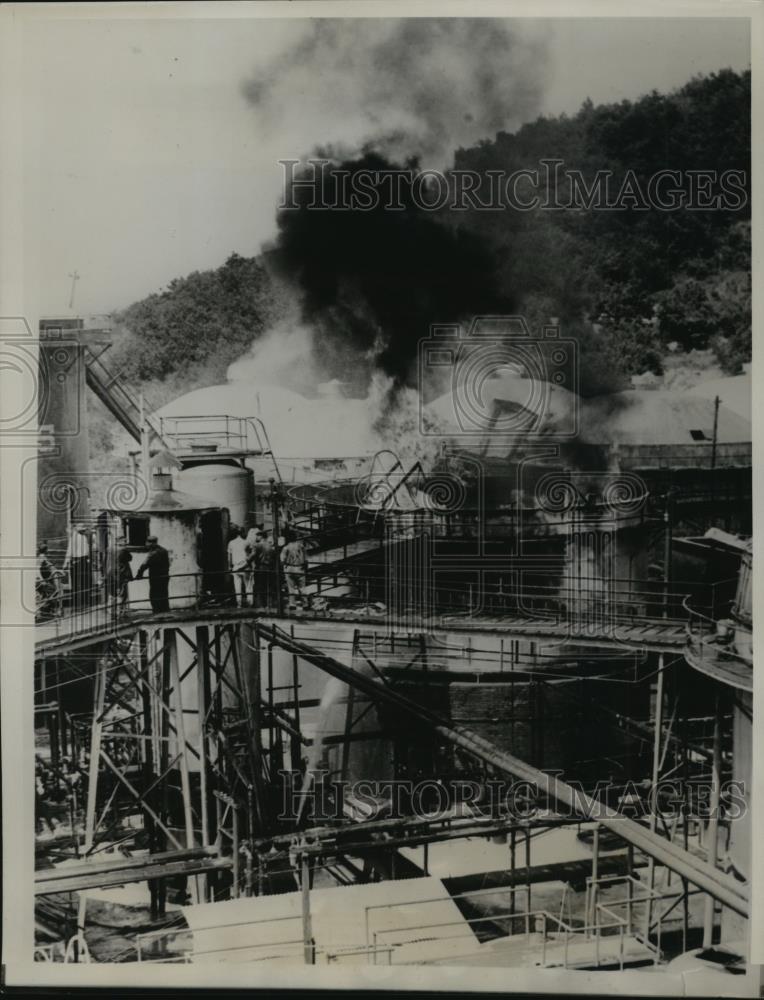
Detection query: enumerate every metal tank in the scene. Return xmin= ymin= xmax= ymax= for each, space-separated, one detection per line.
xmin=176 ymin=462 xmax=255 ymax=528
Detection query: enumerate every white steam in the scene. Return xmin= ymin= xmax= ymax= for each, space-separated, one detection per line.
xmin=227 ymin=321 xmax=316 ymax=395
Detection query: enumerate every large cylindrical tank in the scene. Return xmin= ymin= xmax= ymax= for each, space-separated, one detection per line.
xmin=176 ymin=463 xmax=255 ymax=528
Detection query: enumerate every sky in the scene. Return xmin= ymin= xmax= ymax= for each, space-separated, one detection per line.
xmin=18 ymin=13 xmax=751 ymax=318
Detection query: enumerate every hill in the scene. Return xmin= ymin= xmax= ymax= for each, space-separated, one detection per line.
xmin=105 ymin=68 xmax=751 ymax=418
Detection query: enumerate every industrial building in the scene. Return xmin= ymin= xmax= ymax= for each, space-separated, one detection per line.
xmin=32 ymin=319 xmax=754 ymax=987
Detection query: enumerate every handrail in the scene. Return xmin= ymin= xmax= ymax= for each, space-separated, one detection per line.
xmin=83 ymin=346 xmax=167 ymax=447
xmin=34 ymin=564 xmax=717 ymax=645
xmin=132 ymin=872 xmax=691 ymax=968
xmin=154 ymin=415 xmax=283 ymax=485
xmin=248 ymin=418 xmax=283 ymax=483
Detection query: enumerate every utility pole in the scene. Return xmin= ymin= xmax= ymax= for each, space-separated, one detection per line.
xmin=68 ymin=270 xmax=80 ymax=311
xmin=710 ymin=394 xmax=720 ymax=509
xmin=703 ymin=695 xmax=722 ymax=946
xmin=710 ymin=395 xmax=720 ymax=471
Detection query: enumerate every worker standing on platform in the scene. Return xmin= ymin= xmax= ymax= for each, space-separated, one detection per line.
xmin=116 ymin=548 xmax=133 ymax=612
xmin=36 ymin=542 xmax=57 ymax=619
xmin=105 ymin=545 xmax=134 ymax=612
xmin=246 ymin=522 xmax=265 ymax=550
xmin=281 ymin=531 xmax=308 ymax=611
xmin=63 ymin=523 xmax=92 ymax=614
xmin=253 ymin=528 xmax=278 ymax=608
xmin=228 ymin=525 xmax=252 ymax=608
xmin=135 ymin=535 xmax=170 ymax=613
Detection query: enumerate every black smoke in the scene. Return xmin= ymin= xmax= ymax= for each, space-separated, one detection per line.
xmin=270 ymin=153 xmax=515 ymax=393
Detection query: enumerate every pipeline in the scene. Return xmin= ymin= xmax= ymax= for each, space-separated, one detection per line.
xmin=252 ymin=623 xmax=749 ymax=918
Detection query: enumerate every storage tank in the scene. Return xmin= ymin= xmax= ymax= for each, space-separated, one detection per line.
xmin=105 ymin=473 xmax=230 ymax=611
xmin=176 ymin=462 xmax=255 ymax=528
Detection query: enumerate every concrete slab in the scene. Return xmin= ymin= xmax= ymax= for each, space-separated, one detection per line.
xmin=183 ymin=875 xmax=473 ymax=966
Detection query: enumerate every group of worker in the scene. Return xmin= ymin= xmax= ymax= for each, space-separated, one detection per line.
xmin=36 ymin=524 xmax=98 ymax=617
xmin=227 ymin=523 xmax=309 ymax=611
xmin=36 ymin=518 xmax=311 ymax=620
xmin=36 ymin=527 xmax=169 ymax=618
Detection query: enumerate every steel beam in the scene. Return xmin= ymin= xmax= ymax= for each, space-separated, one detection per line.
xmin=253 ymin=624 xmax=749 ymax=918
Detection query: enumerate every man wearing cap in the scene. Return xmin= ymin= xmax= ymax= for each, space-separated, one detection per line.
xmin=136 ymin=535 xmax=171 ymax=613
xmin=246 ymin=522 xmax=265 ymax=550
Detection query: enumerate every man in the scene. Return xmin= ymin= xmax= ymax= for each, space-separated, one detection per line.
xmin=246 ymin=522 xmax=265 ymax=550
xmin=37 ymin=542 xmax=53 ymax=586
xmin=281 ymin=531 xmax=308 ymax=611
xmin=36 ymin=542 xmax=56 ymax=619
xmin=135 ymin=535 xmax=170 ymax=613
xmin=115 ymin=548 xmax=134 ymax=612
xmin=253 ymin=528 xmax=278 ymax=608
xmin=63 ymin=523 xmax=92 ymax=614
xmin=227 ymin=525 xmax=252 ymax=608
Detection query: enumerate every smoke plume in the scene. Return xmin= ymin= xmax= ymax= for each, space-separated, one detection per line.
xmin=244 ymin=19 xmax=549 ymax=168
xmin=270 ymin=151 xmax=515 ymax=393
xmin=230 ymin=19 xmax=554 ymax=462
xmin=227 ymin=320 xmax=320 ymax=396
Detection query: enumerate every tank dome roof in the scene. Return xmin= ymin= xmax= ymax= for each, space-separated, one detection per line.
xmin=154 ymin=383 xmax=380 ymax=460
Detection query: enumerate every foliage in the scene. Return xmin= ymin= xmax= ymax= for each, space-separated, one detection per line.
xmin=454 ymin=69 xmax=751 ymax=376
xmin=110 ymin=69 xmax=750 ymax=401
xmin=109 ymin=253 xmax=292 ymax=384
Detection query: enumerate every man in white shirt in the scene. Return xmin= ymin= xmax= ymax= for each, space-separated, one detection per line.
xmin=228 ymin=525 xmax=252 ymax=608
xmin=63 ymin=523 xmax=92 ymax=613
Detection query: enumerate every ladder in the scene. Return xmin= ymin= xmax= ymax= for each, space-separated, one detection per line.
xmin=83 ymin=345 xmax=167 ymax=447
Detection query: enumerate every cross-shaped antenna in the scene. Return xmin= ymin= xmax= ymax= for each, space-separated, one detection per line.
xmin=68 ymin=270 xmax=80 ymax=310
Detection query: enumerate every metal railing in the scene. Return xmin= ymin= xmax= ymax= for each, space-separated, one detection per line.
xmin=365 ymin=876 xmax=663 ymax=969
xmin=33 ymin=563 xmax=733 ymax=648
xmin=83 ymin=345 xmax=166 ymax=447
xmin=129 ymin=873 xmax=678 ymax=968
xmin=683 ymin=594 xmax=753 ymax=671
xmin=135 ymin=910 xmax=305 ymax=964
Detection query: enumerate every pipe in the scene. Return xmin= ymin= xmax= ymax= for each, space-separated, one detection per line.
xmin=646 ymin=655 xmax=665 ymax=936
xmin=703 ymin=695 xmax=722 ymax=946
xmin=253 ymin=625 xmax=749 ymax=918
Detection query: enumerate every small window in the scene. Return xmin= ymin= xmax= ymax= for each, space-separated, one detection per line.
xmin=124 ymin=517 xmax=149 ymax=547
xmin=689 ymin=429 xmax=708 ymax=441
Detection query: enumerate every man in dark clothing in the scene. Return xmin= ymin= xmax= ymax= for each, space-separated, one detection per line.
xmin=252 ymin=528 xmax=278 ymax=608
xmin=136 ymin=535 xmax=170 ymax=613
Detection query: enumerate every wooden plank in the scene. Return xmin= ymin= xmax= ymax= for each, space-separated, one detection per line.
xmin=35 ymin=845 xmax=218 ymax=883
xmin=36 ymin=856 xmax=230 ymax=896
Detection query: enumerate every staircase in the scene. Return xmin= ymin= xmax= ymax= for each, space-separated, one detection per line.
xmin=83 ymin=345 xmax=166 ymax=446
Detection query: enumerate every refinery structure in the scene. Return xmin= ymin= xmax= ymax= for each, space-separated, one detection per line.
xmin=32 ymin=316 xmax=754 ymax=986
